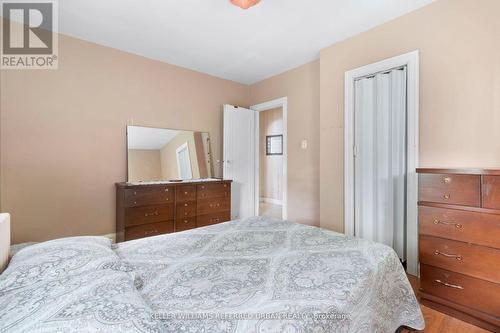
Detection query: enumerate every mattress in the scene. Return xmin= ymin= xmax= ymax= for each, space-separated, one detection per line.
xmin=0 ymin=217 xmax=424 ymax=332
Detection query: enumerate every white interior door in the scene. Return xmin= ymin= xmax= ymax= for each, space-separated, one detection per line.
xmin=223 ymin=104 xmax=256 ymax=219
xmin=176 ymin=142 xmax=192 ymax=180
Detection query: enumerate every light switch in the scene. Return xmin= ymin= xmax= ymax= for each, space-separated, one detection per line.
xmin=301 ymin=139 xmax=308 ymax=150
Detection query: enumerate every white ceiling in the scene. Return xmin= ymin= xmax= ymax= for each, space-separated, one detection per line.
xmin=58 ymin=0 xmax=434 ymax=84
xmin=127 ymin=126 xmax=179 ymax=150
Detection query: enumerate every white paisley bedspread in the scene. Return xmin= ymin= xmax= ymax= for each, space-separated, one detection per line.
xmin=0 ymin=217 xmax=424 ymax=332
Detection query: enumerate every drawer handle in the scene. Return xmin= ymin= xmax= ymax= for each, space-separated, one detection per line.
xmin=164 ymin=188 xmax=169 ymax=192
xmin=166 ymin=198 xmax=169 ymax=201
xmin=211 ymin=218 xmax=220 ymax=223
xmin=201 ymin=186 xmax=205 ymax=189
xmin=183 ymin=219 xmax=189 ymax=224
xmin=443 ymin=194 xmax=450 ymax=199
xmin=224 ymin=184 xmax=227 ymax=188
xmin=144 ymin=211 xmax=159 ymax=217
xmin=433 ymin=219 xmax=463 ymax=229
xmin=184 ymin=203 xmax=188 ymax=207
xmin=434 ymin=250 xmax=462 ymax=261
xmin=184 ymin=191 xmax=188 ymax=195
xmin=442 ymin=177 xmax=452 ymax=184
xmin=434 ymin=279 xmax=464 ymax=290
xmin=144 ymin=229 xmax=158 ymax=236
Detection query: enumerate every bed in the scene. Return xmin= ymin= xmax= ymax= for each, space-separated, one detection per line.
xmin=0 ymin=216 xmax=424 ymax=332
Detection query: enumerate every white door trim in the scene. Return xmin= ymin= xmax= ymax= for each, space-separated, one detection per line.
xmin=250 ymin=97 xmax=288 ymax=220
xmin=176 ymin=142 xmax=192 ymax=179
xmin=344 ymin=50 xmax=420 ymax=276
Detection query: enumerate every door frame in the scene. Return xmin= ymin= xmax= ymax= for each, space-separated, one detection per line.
xmin=344 ymin=51 xmax=420 ymax=276
xmin=250 ymin=97 xmax=288 ymax=220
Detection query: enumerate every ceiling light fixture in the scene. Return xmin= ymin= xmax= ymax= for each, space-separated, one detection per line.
xmin=230 ymin=0 xmax=261 ymax=10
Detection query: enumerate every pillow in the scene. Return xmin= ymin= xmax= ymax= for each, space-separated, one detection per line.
xmin=0 ymin=268 xmax=150 ymax=332
xmin=0 ymin=236 xmax=119 ymax=294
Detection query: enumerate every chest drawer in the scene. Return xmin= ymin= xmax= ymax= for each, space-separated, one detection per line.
xmin=482 ymin=176 xmax=500 ymax=210
xmin=176 ymin=201 xmax=197 ymax=218
xmin=420 ymin=264 xmax=500 ymax=317
xmin=176 ymin=185 xmax=197 ymax=202
xmin=175 ymin=217 xmax=197 ymax=232
xmin=419 ymin=206 xmax=500 ymax=249
xmin=124 ymin=221 xmax=174 ymax=241
xmin=124 ymin=186 xmax=174 ymax=207
xmin=419 ymin=235 xmax=500 ymax=283
xmin=124 ymin=204 xmax=174 ymax=227
xmin=419 ymin=174 xmax=480 ymax=206
xmin=197 ymin=211 xmax=231 ymax=228
xmin=197 ymin=197 xmax=230 ymax=215
xmin=197 ymin=183 xmax=230 ymax=199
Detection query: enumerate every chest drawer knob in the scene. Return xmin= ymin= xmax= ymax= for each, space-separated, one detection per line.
xmin=434 ymin=279 xmax=464 ymax=290
xmin=442 ymin=177 xmax=452 ymax=184
xmin=184 ymin=203 xmax=188 ymax=207
xmin=166 ymin=198 xmax=169 ymax=201
xmin=433 ymin=219 xmax=463 ymax=229
xmin=184 ymin=191 xmax=188 ymax=195
xmin=183 ymin=219 xmax=189 ymax=224
xmin=433 ymin=250 xmax=463 ymax=261
xmin=164 ymin=188 xmax=169 ymax=192
xmin=443 ymin=194 xmax=451 ymax=199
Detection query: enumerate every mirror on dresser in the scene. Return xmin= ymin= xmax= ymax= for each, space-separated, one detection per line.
xmin=127 ymin=125 xmax=213 ymax=182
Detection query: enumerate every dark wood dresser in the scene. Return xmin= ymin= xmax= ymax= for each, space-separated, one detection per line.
xmin=417 ymin=168 xmax=500 ymax=332
xmin=116 ymin=180 xmax=231 ymax=242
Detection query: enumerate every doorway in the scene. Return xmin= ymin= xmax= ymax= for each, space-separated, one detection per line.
xmin=258 ymin=108 xmax=284 ymax=219
xmin=344 ymin=51 xmax=419 ymax=275
xmin=251 ymin=97 xmax=288 ymax=220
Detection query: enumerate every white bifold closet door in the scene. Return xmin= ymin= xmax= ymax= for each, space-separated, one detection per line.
xmin=354 ymin=68 xmax=407 ymax=260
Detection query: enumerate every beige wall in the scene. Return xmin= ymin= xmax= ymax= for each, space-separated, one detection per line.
xmin=128 ymin=150 xmax=161 ymax=181
xmin=259 ymin=107 xmax=283 ymax=201
xmin=319 ymin=0 xmax=500 ymax=232
xmin=160 ymin=131 xmax=200 ymax=180
xmin=249 ymin=61 xmax=320 ymax=226
xmin=0 ymin=32 xmax=249 ymax=244
xmin=2 ymin=0 xmax=499 ymax=242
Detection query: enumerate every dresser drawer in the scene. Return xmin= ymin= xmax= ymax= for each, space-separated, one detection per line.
xmin=197 ymin=197 xmax=230 ymax=215
xmin=419 ymin=235 xmax=500 ymax=283
xmin=124 ymin=186 xmax=174 ymax=207
xmin=175 ymin=217 xmax=197 ymax=232
xmin=482 ymin=176 xmax=500 ymax=210
xmin=197 ymin=211 xmax=231 ymax=227
xmin=176 ymin=201 xmax=197 ymax=219
xmin=124 ymin=204 xmax=175 ymax=227
xmin=419 ymin=174 xmax=480 ymax=206
xmin=125 ymin=221 xmax=174 ymax=241
xmin=420 ymin=264 xmax=500 ymax=317
xmin=175 ymin=185 xmax=196 ymax=202
xmin=419 ymin=206 xmax=500 ymax=249
xmin=197 ymin=183 xmax=230 ymax=199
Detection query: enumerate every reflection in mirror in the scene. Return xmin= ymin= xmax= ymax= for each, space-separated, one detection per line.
xmin=127 ymin=126 xmax=213 ymax=182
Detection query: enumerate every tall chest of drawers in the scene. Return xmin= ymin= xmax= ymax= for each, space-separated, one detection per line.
xmin=116 ymin=180 xmax=231 ymax=242
xmin=417 ymin=168 xmax=500 ymax=332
